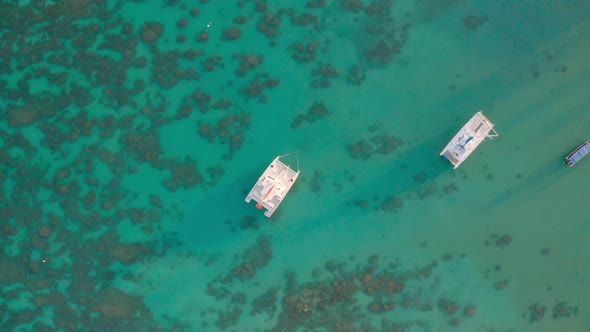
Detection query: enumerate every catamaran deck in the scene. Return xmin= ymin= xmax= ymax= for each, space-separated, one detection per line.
xmin=245 ymin=155 xmax=300 ymax=217
xmin=565 ymin=140 xmax=590 ymax=166
xmin=440 ymin=111 xmax=498 ymax=169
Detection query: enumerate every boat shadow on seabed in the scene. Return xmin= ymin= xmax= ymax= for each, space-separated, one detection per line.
xmin=175 ymin=171 xmax=263 ymax=252
xmin=484 ymin=156 xmax=568 ymax=210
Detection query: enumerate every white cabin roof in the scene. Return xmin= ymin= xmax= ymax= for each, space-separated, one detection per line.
xmin=245 ymin=155 xmax=300 ymax=217
xmin=440 ymin=111 xmax=498 ymax=168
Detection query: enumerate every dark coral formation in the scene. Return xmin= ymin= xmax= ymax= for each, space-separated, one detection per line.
xmin=438 ymin=299 xmax=460 ymax=315
xmin=494 ymin=279 xmax=510 ymax=291
xmin=199 ymin=249 xmax=489 ymax=330
xmin=463 ymin=304 xmax=477 ymax=317
xmin=442 ymin=182 xmax=459 ymax=194
xmin=347 ymin=65 xmax=367 ymax=85
xmin=239 ymin=74 xmax=280 ymax=102
xmin=274 ymin=255 xmax=475 ymax=331
xmin=310 ymin=63 xmax=340 ymax=89
xmin=121 ymin=130 xmax=162 ymax=163
xmin=347 ymin=140 xmax=375 ymax=160
xmin=232 ymin=236 xmax=273 ymax=281
xmin=215 ymin=306 xmax=242 ymax=330
xmin=484 ymin=233 xmax=512 ymax=249
xmin=373 ymin=135 xmax=403 ymax=154
xmin=336 ymin=0 xmax=410 ymax=66
xmin=552 ymin=302 xmax=578 ymax=319
xmin=347 ymin=134 xmax=403 ymax=160
xmin=380 ymin=196 xmax=404 ymax=213
xmin=257 ymin=12 xmax=282 ymax=39
xmin=251 ymin=287 xmax=279 ymax=316
xmin=309 ymin=170 xmax=326 ymax=193
xmin=290 ymin=41 xmax=320 ymax=63
xmin=529 ymin=302 xmax=547 ymax=323
xmin=162 ymin=156 xmax=205 ymax=191
xmin=495 ymin=234 xmax=512 ymax=248
xmin=221 ymin=27 xmax=242 ymax=40
xmin=462 ymin=15 xmax=488 ymax=31
xmin=141 ymin=22 xmax=164 ymax=44
xmin=291 ymin=101 xmax=332 ymax=129
xmin=233 ymin=54 xmax=265 ymax=76
xmin=0 ymin=0 xmax=264 ymax=329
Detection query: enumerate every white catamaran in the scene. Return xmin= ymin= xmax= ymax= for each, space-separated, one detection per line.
xmin=245 ymin=153 xmax=300 ymax=217
xmin=440 ymin=111 xmax=498 ymax=169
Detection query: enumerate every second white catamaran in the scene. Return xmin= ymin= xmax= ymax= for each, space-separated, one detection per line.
xmin=245 ymin=153 xmax=300 ymax=217
xmin=440 ymin=111 xmax=498 ymax=169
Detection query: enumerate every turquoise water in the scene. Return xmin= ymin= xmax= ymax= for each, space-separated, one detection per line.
xmin=1 ymin=0 xmax=589 ymax=331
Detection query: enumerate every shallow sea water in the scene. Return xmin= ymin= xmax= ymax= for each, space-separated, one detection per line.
xmin=1 ymin=0 xmax=589 ymax=331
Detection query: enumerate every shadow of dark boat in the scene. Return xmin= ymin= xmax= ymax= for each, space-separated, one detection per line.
xmin=482 ymin=101 xmax=590 ymax=210
xmin=484 ymin=156 xmax=567 ymax=210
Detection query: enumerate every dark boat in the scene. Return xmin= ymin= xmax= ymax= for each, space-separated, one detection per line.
xmin=565 ymin=140 xmax=590 ymax=166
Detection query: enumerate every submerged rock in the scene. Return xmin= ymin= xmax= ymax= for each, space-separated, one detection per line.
xmin=95 ymin=288 xmax=142 ymax=319
xmin=463 ymin=15 xmax=488 ymax=31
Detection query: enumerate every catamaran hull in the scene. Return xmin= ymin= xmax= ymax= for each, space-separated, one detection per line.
xmin=245 ymin=156 xmax=299 ymax=217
